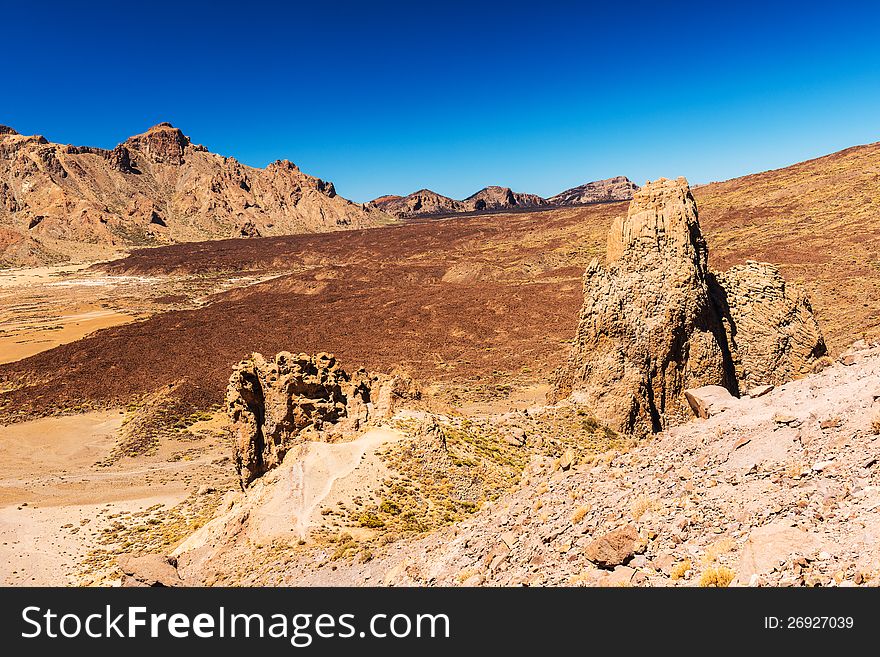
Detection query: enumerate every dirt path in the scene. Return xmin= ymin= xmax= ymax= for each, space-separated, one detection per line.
xmin=292 ymin=428 xmax=405 ymax=538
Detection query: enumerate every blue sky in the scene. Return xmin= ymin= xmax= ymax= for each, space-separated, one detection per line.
xmin=3 ymin=0 xmax=880 ymax=202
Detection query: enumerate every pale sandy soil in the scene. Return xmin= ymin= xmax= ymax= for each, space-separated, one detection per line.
xmin=173 ymin=427 xmax=407 ymax=577
xmin=0 ymin=265 xmax=289 ymax=366
xmin=296 ymin=428 xmax=407 ymax=538
xmin=456 ymin=383 xmax=551 ymax=417
xmin=0 ymin=265 xmax=151 ymax=365
xmin=0 ymin=411 xmax=231 ymax=585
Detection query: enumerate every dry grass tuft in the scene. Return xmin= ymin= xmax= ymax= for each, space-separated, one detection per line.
xmin=630 ymin=494 xmax=658 ymax=520
xmin=571 ymin=506 xmax=590 ymax=524
xmin=670 ymin=559 xmax=691 ymax=581
xmin=699 ymin=566 xmax=735 ymax=587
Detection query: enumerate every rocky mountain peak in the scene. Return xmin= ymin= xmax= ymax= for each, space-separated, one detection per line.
xmin=124 ymin=122 xmax=191 ymax=164
xmin=0 ymin=125 xmax=18 ymax=136
xmin=550 ymin=176 xmax=639 ymax=206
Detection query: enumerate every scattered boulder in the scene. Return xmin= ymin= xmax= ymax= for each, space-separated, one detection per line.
xmin=748 ymin=384 xmax=774 ymax=398
xmin=559 ymin=448 xmax=576 ymax=470
xmin=583 ymin=524 xmax=644 ymax=568
xmin=117 ymin=553 xmax=181 ymax=587
xmin=684 ymin=385 xmax=736 ymax=419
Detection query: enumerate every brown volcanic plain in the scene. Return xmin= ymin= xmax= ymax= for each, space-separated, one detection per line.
xmin=1 ymin=141 xmax=879 ymax=423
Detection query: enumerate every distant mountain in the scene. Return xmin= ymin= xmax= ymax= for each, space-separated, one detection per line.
xmin=0 ymin=123 xmax=394 ymax=267
xmin=462 ymin=186 xmax=549 ymax=212
xmin=368 ymin=189 xmax=463 ymax=218
xmin=371 ymin=178 xmax=636 ymax=219
xmin=549 ymin=176 xmax=639 ymax=206
xmin=370 ymin=185 xmax=549 ymax=219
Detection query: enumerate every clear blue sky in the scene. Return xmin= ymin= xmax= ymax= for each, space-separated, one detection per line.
xmin=3 ymin=0 xmax=879 ymax=203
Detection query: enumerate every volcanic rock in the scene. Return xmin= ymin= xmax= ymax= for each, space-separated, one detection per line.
xmin=551 ymin=177 xmax=825 ymax=436
xmin=370 ymin=185 xmax=548 ymax=218
xmin=461 ymin=186 xmax=549 ymax=212
xmin=684 ymin=385 xmax=736 ymax=419
xmin=369 ymin=189 xmax=463 ymax=218
xmin=551 ymin=178 xmax=734 ymax=435
xmin=227 ymin=352 xmax=418 ymax=486
xmin=583 ymin=524 xmax=644 ymax=568
xmin=712 ymin=261 xmax=827 ymax=389
xmin=117 ymin=553 xmax=182 ymax=587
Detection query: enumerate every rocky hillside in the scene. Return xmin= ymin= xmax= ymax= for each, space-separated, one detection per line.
xmin=461 ymin=186 xmax=549 ymax=212
xmin=369 ymin=185 xmax=548 ymax=218
xmin=368 ymin=189 xmax=463 ymax=218
xmin=549 ymin=175 xmax=638 ymax=205
xmin=292 ymin=340 xmax=879 ymax=588
xmin=0 ymin=123 xmax=394 ymax=267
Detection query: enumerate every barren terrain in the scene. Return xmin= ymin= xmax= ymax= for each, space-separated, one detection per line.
xmin=0 ymin=140 xmax=878 ymax=586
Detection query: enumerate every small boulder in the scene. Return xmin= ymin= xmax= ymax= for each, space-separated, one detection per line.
xmin=583 ymin=524 xmax=644 ymax=568
xmin=117 ymin=553 xmax=181 ymax=587
xmin=737 ymin=523 xmax=821 ymax=583
xmin=748 ymin=384 xmax=774 ymax=398
xmin=559 ymin=448 xmax=576 ymax=470
xmin=684 ymin=385 xmax=735 ymax=419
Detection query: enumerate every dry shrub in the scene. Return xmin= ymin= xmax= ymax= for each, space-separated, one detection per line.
xmin=671 ymin=559 xmax=691 ymax=581
xmin=699 ymin=566 xmax=735 ymax=587
xmin=630 ymin=495 xmax=658 ymax=520
xmin=702 ymin=537 xmax=735 ymax=564
xmin=571 ymin=506 xmax=590 ymax=524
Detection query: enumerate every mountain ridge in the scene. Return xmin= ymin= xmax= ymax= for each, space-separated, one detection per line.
xmin=0 ymin=123 xmax=394 ymax=267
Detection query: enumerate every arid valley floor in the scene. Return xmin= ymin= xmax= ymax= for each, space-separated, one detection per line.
xmin=1 ymin=137 xmax=879 ymax=587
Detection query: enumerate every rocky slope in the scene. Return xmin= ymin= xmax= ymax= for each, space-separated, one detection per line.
xmin=549 ymin=175 xmax=638 ymax=205
xmin=151 ymin=341 xmax=880 ymax=588
xmin=0 ymin=123 xmax=394 ymax=267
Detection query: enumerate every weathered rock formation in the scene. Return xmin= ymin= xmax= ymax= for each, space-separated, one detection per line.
xmin=712 ymin=261 xmax=827 ymax=390
xmin=227 ymin=352 xmax=419 ymax=485
xmin=552 ymin=177 xmax=826 ymax=436
xmin=0 ymin=123 xmax=394 ymax=266
xmin=549 ymin=176 xmax=639 ymax=206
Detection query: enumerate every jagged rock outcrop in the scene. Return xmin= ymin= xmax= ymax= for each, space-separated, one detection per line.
xmin=549 ymin=176 xmax=639 ymax=206
xmin=0 ymin=123 xmax=394 ymax=267
xmin=712 ymin=261 xmax=827 ymax=390
xmin=227 ymin=352 xmax=419 ymax=486
xmin=551 ymin=177 xmax=826 ymax=436
xmin=551 ymin=178 xmax=734 ymax=435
